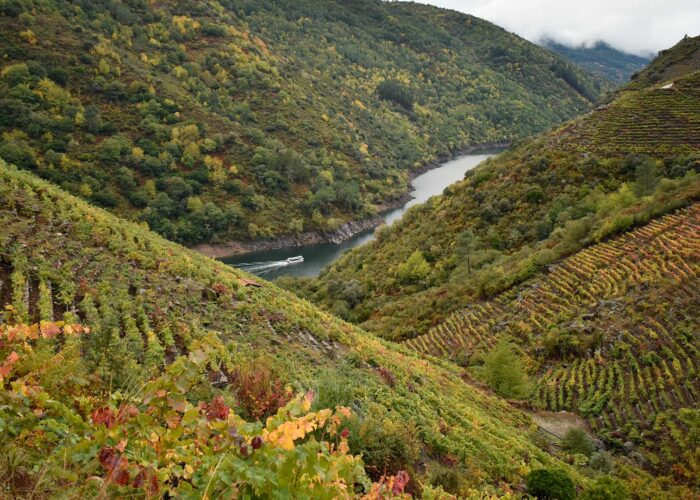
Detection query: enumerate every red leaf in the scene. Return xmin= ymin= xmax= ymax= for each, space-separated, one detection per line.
xmin=92 ymin=407 xmax=116 ymax=428
xmin=117 ymin=404 xmax=139 ymax=423
xmin=113 ymin=468 xmax=131 ymax=486
xmin=0 ymin=351 xmax=20 ymax=378
xmin=392 ymin=471 xmax=410 ymax=494
xmin=203 ymin=395 xmax=230 ymax=421
xmin=133 ymin=467 xmax=159 ymax=497
xmin=98 ymin=447 xmax=118 ymax=470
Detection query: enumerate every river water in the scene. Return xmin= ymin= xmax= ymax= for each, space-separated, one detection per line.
xmin=221 ymin=150 xmax=499 ymax=279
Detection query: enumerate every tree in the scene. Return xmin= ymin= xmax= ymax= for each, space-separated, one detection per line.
xmin=561 ymin=428 xmax=595 ymax=457
xmin=526 ymin=469 xmax=575 ymax=500
xmin=633 ymin=158 xmax=659 ymax=197
xmin=377 ymin=80 xmax=414 ymax=110
xmin=481 ymin=339 xmax=530 ymax=398
xmin=396 ymin=250 xmax=431 ymax=284
xmin=84 ymin=105 xmax=102 ymax=134
xmin=456 ymin=229 xmax=478 ymax=273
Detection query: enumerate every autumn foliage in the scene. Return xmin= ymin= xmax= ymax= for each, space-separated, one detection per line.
xmin=0 ymin=322 xmax=373 ymax=497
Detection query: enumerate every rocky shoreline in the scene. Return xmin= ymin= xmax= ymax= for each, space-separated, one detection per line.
xmin=193 ymin=142 xmax=508 ymax=259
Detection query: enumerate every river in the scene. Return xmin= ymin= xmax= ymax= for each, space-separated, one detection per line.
xmin=221 ymin=150 xmax=499 ymax=279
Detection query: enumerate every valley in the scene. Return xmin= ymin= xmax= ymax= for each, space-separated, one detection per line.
xmin=220 ymin=149 xmax=500 ymax=279
xmin=0 ymin=1 xmax=698 ymax=498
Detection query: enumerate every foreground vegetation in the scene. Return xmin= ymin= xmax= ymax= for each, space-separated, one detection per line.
xmin=0 ymin=0 xmax=606 ymax=246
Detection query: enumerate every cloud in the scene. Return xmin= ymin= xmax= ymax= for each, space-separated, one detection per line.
xmin=415 ymin=0 xmax=700 ymax=56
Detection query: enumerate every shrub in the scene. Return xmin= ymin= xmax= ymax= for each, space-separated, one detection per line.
xmin=346 ymin=406 xmax=421 ymax=480
xmin=397 ymin=250 xmax=431 ymax=284
xmin=428 ymin=463 xmax=466 ymax=495
xmin=312 ymin=368 xmax=357 ymax=411
xmin=526 ymin=468 xmax=576 ymax=500
xmin=229 ymin=357 xmax=291 ymax=421
xmin=589 ymin=451 xmax=613 ymax=473
xmin=561 ymin=428 xmax=595 ymax=457
xmin=480 ymin=339 xmax=531 ymax=398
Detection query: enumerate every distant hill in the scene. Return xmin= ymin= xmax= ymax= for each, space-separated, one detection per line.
xmin=0 ymin=0 xmax=608 ymax=248
xmin=542 ymin=38 xmax=651 ymax=84
xmin=625 ymin=34 xmax=700 ymax=90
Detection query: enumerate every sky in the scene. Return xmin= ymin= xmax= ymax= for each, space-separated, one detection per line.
xmin=415 ymin=0 xmax=700 ymax=56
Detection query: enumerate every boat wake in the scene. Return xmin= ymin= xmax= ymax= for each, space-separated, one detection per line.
xmin=235 ymin=256 xmax=304 ymax=276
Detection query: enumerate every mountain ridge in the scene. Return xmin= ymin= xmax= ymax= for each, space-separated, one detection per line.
xmin=542 ymin=38 xmax=651 ymax=84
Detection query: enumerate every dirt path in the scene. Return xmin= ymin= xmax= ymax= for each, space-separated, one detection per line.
xmin=530 ymin=410 xmax=591 ymax=439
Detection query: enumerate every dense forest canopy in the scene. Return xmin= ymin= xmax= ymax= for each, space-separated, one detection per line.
xmin=0 ymin=0 xmax=607 ymax=246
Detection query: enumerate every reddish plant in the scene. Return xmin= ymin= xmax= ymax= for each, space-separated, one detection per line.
xmin=98 ymin=446 xmax=130 ymax=485
xmin=132 ymin=467 xmax=159 ymax=497
xmin=376 ymin=367 xmax=396 ymax=387
xmin=92 ymin=407 xmax=116 ymax=428
xmin=203 ymin=395 xmax=230 ymax=421
xmin=229 ymin=359 xmax=291 ymax=421
xmin=392 ymin=471 xmax=410 ymax=494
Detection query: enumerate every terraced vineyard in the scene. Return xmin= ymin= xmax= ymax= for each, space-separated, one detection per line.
xmin=404 ymin=205 xmax=700 ymax=482
xmin=551 ymin=70 xmax=700 ymax=155
xmin=2 ymin=159 xmax=601 ymax=495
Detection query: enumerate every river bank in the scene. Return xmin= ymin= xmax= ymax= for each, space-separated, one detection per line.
xmin=194 ymin=142 xmax=508 ymax=259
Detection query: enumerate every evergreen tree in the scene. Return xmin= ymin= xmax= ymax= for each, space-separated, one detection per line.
xmin=481 ymin=339 xmax=531 ymax=399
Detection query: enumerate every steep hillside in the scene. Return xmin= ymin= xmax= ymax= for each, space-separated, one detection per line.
xmin=292 ymin=37 xmax=700 ymax=340
xmin=542 ymin=39 xmax=650 ymax=84
xmin=404 ymin=205 xmax=700 ymax=485
xmin=0 ymin=157 xmax=632 ymax=497
xmin=0 ymin=0 xmax=606 ymax=247
xmin=626 ymin=35 xmax=700 ymax=90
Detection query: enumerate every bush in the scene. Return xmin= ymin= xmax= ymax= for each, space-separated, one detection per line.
xmin=561 ymin=428 xmax=596 ymax=457
xmin=229 ymin=357 xmax=291 ymax=421
xmin=377 ymin=80 xmax=414 ymax=110
xmin=312 ymin=368 xmax=358 ymax=411
xmin=346 ymin=406 xmax=421 ymax=480
xmin=480 ymin=339 xmax=531 ymax=398
xmin=526 ymin=468 xmax=576 ymax=500
xmin=589 ymin=451 xmax=613 ymax=473
xmin=396 ymin=250 xmax=431 ymax=284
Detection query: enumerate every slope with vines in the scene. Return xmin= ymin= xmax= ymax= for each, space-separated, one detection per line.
xmin=403 ymin=205 xmax=700 ymax=485
xmin=0 ymin=157 xmax=618 ymax=496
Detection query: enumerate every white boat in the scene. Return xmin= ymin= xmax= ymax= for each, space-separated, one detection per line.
xmin=285 ymin=256 xmax=304 ymax=265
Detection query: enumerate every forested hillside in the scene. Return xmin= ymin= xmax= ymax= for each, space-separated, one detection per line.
xmin=291 ymin=35 xmax=700 ymax=341
xmin=542 ymin=39 xmax=650 ymax=84
xmin=0 ymin=0 xmax=606 ymax=246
